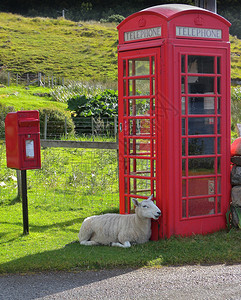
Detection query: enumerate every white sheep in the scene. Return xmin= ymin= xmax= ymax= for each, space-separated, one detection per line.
xmin=78 ymin=195 xmax=161 ymax=248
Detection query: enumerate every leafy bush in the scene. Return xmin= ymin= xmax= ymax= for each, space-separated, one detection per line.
xmin=0 ymin=103 xmax=15 ymax=138
xmin=231 ymin=85 xmax=241 ymax=130
xmin=100 ymin=14 xmax=125 ymax=24
xmin=67 ymin=89 xmax=118 ymax=136
xmin=39 ymin=108 xmax=75 ymax=138
xmin=67 ymin=89 xmax=118 ymax=117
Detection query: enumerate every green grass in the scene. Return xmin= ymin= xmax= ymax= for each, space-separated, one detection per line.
xmin=0 ymin=202 xmax=240 ymax=274
xmin=0 ymin=143 xmax=241 ymax=274
xmin=0 ymin=85 xmax=67 ymax=112
xmin=0 ymin=13 xmax=241 ymax=82
xmin=0 ymin=13 xmax=118 ymax=82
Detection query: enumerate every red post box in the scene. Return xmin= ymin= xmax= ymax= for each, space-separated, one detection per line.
xmin=117 ymin=4 xmax=231 ymax=239
xmin=5 ymin=110 xmax=41 ymax=170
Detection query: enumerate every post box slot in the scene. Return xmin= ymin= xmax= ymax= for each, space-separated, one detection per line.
xmin=19 ymin=119 xmax=39 ymax=127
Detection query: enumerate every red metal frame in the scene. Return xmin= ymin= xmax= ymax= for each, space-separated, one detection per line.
xmin=118 ymin=4 xmax=231 ymax=239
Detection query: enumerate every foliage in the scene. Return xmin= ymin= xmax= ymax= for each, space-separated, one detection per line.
xmin=231 ymin=85 xmax=241 ymax=130
xmin=39 ymin=107 xmax=75 ymax=138
xmin=50 ymin=81 xmax=104 ymax=103
xmin=0 ymin=12 xmax=241 ymax=83
xmin=0 ymin=13 xmax=118 ymax=82
xmin=0 ymin=102 xmax=15 ymax=137
xmin=100 ymin=14 xmax=125 ymax=24
xmin=68 ymin=89 xmax=118 ymax=117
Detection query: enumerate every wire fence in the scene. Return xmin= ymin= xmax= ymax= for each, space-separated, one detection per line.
xmin=0 ymin=70 xmax=64 ymax=88
xmin=0 ymin=113 xmax=120 ymax=211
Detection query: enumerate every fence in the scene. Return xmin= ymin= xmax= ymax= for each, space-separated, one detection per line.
xmin=0 ymin=71 xmax=65 ymax=88
xmin=41 ymin=115 xmax=118 ymax=140
xmin=0 ymin=114 xmax=120 ymax=213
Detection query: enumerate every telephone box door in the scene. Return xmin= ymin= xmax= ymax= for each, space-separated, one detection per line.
xmin=174 ymin=46 xmax=230 ymax=235
xmin=118 ymin=48 xmax=161 ymax=225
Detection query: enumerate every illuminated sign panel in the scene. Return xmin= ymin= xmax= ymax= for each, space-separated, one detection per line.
xmin=176 ymin=26 xmax=222 ymax=39
xmin=124 ymin=27 xmax=162 ymax=42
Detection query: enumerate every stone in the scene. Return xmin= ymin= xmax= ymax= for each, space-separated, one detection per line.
xmin=231 ymin=156 xmax=241 ymax=166
xmin=231 ymin=186 xmax=241 ymax=206
xmin=231 ymin=165 xmax=241 ymax=185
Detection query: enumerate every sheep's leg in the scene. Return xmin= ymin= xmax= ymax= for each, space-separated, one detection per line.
xmin=80 ymin=240 xmax=99 ymax=246
xmin=111 ymin=241 xmax=131 ymax=248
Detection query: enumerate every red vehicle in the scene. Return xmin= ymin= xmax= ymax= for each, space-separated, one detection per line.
xmin=117 ymin=4 xmax=231 ymax=239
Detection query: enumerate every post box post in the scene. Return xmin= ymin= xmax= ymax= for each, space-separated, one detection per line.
xmin=5 ymin=110 xmax=41 ymax=234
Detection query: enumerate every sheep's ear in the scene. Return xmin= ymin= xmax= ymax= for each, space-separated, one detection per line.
xmin=147 ymin=194 xmax=153 ymax=201
xmin=132 ymin=198 xmax=139 ymax=207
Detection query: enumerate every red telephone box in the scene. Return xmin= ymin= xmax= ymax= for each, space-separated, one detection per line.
xmin=5 ymin=110 xmax=41 ymax=170
xmin=117 ymin=4 xmax=231 ymax=239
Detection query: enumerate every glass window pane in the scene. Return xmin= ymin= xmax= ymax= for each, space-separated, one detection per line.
xmin=188 ymin=76 xmax=214 ymax=94
xmin=188 ymin=177 xmax=215 ymax=196
xmin=129 ymin=58 xmax=150 ymax=76
xmin=188 ymin=137 xmax=215 ymax=155
xmin=181 ymin=55 xmax=185 ymax=73
xmin=182 ymin=138 xmax=186 ymax=156
xmin=152 ymin=99 xmax=155 ymax=116
xmin=181 ymin=76 xmax=185 ymax=93
xmin=188 ymin=157 xmax=215 ymax=175
xmin=217 ymin=77 xmax=221 ymax=94
xmin=188 ymin=56 xmax=214 ymax=74
xmin=188 ymin=97 xmax=215 ymax=114
xmin=182 ymin=97 xmax=186 ymax=114
xmin=129 ymin=119 xmax=150 ymax=136
xmin=182 ymin=159 xmax=186 ymax=175
xmin=217 ymin=117 xmax=221 ymax=134
xmin=217 ymin=97 xmax=221 ymax=114
xmin=217 ymin=196 xmax=221 ymax=213
xmin=182 ymin=179 xmax=186 ymax=197
xmin=152 ymin=78 xmax=155 ymax=95
xmin=218 ymin=137 xmax=221 ymax=154
xmin=124 ymin=158 xmax=128 ymax=174
xmin=130 ymin=178 xmax=152 ymax=196
xmin=123 ymin=80 xmax=126 ymax=96
xmin=129 ymin=99 xmax=150 ymax=116
xmin=129 ymin=138 xmax=152 ymax=156
xmin=182 ymin=199 xmax=187 ymax=218
xmin=188 ymin=117 xmax=215 ymax=135
xmin=129 ymin=79 xmax=150 ymax=96
xmin=188 ymin=197 xmax=215 ymax=217
xmin=217 ymin=57 xmax=221 ymax=74
xmin=130 ymin=158 xmax=151 ymax=176
xmin=123 ymin=60 xmax=127 ymax=77
xmin=182 ymin=118 xmax=186 ymax=135
xmin=152 ymin=57 xmax=155 ymax=75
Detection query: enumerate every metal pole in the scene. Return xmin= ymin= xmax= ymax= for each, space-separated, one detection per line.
xmin=21 ymin=170 xmax=29 ymax=235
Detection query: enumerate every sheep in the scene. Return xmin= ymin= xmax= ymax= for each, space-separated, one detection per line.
xmin=78 ymin=194 xmax=161 ymax=248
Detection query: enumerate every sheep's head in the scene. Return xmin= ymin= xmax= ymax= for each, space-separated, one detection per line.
xmin=132 ymin=195 xmax=161 ymax=220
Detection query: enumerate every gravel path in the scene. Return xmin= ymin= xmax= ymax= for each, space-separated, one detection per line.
xmin=0 ymin=264 xmax=241 ymax=300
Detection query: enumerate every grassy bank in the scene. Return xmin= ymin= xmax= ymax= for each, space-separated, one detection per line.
xmin=0 ymin=13 xmax=118 ymax=82
xmin=0 ymin=202 xmax=240 ymax=274
xmin=0 ymin=12 xmax=241 ymax=82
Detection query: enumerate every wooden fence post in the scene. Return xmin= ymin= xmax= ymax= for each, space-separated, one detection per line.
xmin=44 ymin=114 xmax=48 ymax=139
xmin=7 ymin=72 xmax=10 ymax=86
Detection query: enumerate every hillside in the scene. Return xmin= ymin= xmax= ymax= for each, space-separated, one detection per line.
xmin=0 ymin=13 xmax=241 ymax=82
xmin=0 ymin=13 xmax=118 ymax=82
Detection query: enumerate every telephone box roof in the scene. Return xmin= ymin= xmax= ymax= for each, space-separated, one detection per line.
xmin=117 ymin=4 xmax=231 ymax=29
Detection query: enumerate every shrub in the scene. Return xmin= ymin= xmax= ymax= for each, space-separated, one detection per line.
xmin=67 ymin=89 xmax=118 ymax=117
xmin=100 ymin=14 xmax=125 ymax=24
xmin=67 ymin=89 xmax=118 ymax=136
xmin=0 ymin=103 xmax=15 ymax=139
xmin=39 ymin=108 xmax=75 ymax=139
xmin=231 ymin=85 xmax=241 ymax=130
